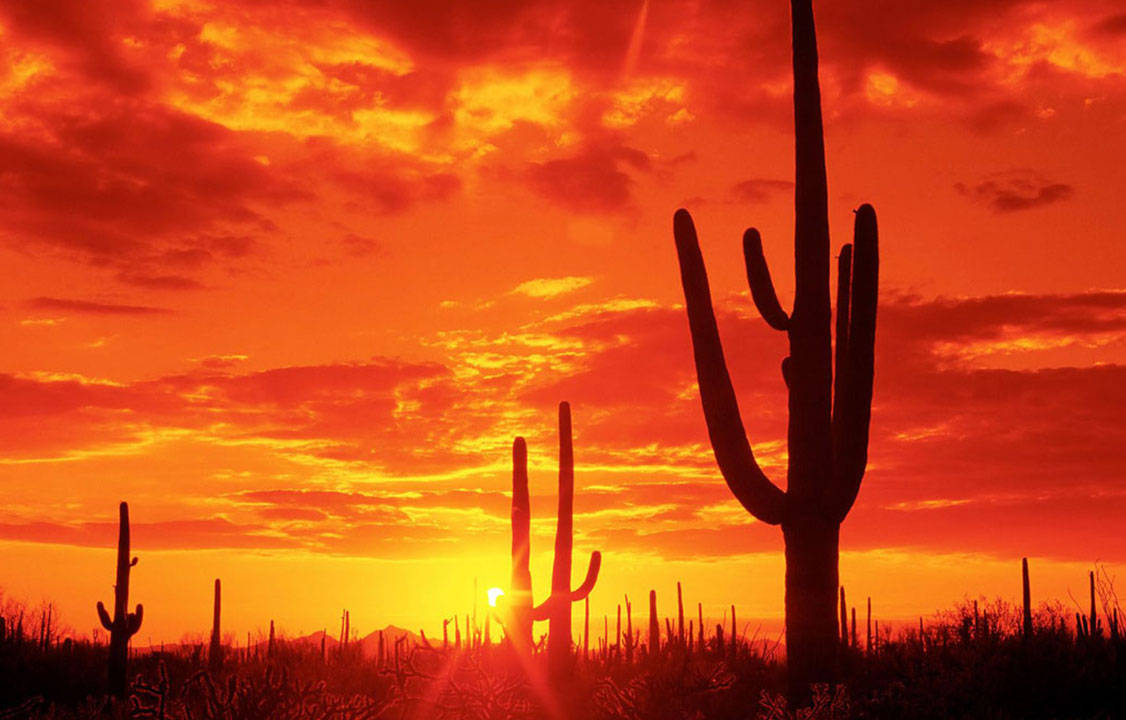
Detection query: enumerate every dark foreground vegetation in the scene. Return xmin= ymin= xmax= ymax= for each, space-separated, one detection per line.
xmin=3 ymin=595 xmax=1124 ymax=720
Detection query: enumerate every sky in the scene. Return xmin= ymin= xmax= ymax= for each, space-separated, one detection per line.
xmin=0 ymin=0 xmax=1124 ymax=645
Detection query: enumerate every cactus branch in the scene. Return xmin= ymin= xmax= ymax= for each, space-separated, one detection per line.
xmin=673 ymin=209 xmax=787 ymax=525
xmin=832 ymin=205 xmax=878 ymax=519
xmin=743 ymin=228 xmax=790 ymax=330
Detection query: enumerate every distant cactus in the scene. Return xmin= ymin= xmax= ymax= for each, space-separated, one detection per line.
xmin=648 ymin=590 xmax=659 ymax=655
xmin=209 ymin=579 xmax=223 ymax=673
xmin=672 ymin=0 xmax=878 ymax=691
xmin=1089 ymin=570 xmax=1101 ymax=637
xmin=507 ymin=402 xmax=602 ymax=684
xmin=625 ymin=595 xmax=634 ymax=662
xmin=677 ymin=582 xmax=685 ymax=645
xmin=1022 ymin=559 xmax=1033 ymax=637
xmin=96 ymin=501 xmax=143 ymax=698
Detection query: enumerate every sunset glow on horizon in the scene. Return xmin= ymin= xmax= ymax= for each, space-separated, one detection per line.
xmin=1 ymin=0 xmax=1124 ymax=646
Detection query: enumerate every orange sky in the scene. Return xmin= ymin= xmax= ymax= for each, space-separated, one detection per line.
xmin=1 ymin=0 xmax=1124 ymax=644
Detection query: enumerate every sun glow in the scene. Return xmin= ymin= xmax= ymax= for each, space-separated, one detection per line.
xmin=487 ymin=587 xmax=505 ymax=607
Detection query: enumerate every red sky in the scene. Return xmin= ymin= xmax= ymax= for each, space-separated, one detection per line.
xmin=1 ymin=0 xmax=1124 ymax=644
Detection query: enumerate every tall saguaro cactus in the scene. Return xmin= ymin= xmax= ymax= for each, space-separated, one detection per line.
xmin=507 ymin=403 xmax=602 ymax=683
xmin=672 ymin=0 xmax=878 ymax=690
xmin=96 ymin=502 xmax=143 ymax=698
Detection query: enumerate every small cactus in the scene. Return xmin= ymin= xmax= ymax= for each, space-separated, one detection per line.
xmin=677 ymin=582 xmax=685 ymax=646
xmin=507 ymin=402 xmax=602 ymax=683
xmin=96 ymin=501 xmax=142 ymax=698
xmin=1022 ymin=558 xmax=1033 ymax=637
xmin=209 ymin=579 xmax=223 ymax=673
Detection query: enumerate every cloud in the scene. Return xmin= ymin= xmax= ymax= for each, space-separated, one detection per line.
xmin=730 ymin=178 xmax=794 ymax=203
xmin=1 ymin=290 xmax=1122 ymax=562
xmin=525 ymin=144 xmax=650 ymax=213
xmin=115 ymin=273 xmax=204 ymax=291
xmin=1091 ymin=12 xmax=1126 ymax=37
xmin=511 ymin=276 xmax=594 ymax=299
xmin=0 ymin=100 xmax=299 ymax=269
xmin=955 ymin=171 xmax=1075 ymax=212
xmin=0 ymin=0 xmax=152 ymax=94
xmin=26 ymin=297 xmax=169 ymax=315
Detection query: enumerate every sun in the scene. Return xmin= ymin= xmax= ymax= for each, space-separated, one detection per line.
xmin=487 ymin=587 xmax=505 ymax=607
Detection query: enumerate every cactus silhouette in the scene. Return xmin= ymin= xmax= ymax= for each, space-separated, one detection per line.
xmin=671 ymin=0 xmax=878 ymax=691
xmin=506 ymin=403 xmax=602 ymax=681
xmin=508 ymin=437 xmax=535 ymax=653
xmin=209 ymin=578 xmax=223 ymax=673
xmin=542 ymin=402 xmax=601 ymax=682
xmin=96 ymin=501 xmax=143 ymax=698
xmin=1022 ymin=558 xmax=1033 ymax=637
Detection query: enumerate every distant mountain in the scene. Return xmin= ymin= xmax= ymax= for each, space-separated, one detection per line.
xmin=357 ymin=625 xmax=423 ymax=658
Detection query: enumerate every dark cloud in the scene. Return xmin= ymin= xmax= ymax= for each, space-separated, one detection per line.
xmin=115 ymin=273 xmax=204 ymax=291
xmin=525 ymin=144 xmax=650 ymax=213
xmin=0 ymin=101 xmax=299 ymax=268
xmin=26 ymin=296 xmax=169 ymax=315
xmin=1091 ymin=12 xmax=1126 ymax=37
xmin=0 ymin=0 xmax=152 ymax=94
xmin=731 ymin=178 xmax=794 ymax=203
xmin=955 ymin=171 xmax=1075 ymax=212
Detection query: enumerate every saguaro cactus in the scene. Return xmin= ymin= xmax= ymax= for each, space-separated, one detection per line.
xmin=96 ymin=501 xmax=143 ymax=698
xmin=507 ymin=403 xmax=602 ymax=683
xmin=672 ymin=0 xmax=878 ymax=691
xmin=209 ymin=579 xmax=223 ymax=673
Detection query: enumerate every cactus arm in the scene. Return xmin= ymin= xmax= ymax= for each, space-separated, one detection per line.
xmin=831 ymin=205 xmax=878 ymax=519
xmin=831 ymin=243 xmax=852 ymax=463
xmin=96 ymin=601 xmax=113 ymax=631
xmin=743 ymin=228 xmax=790 ymax=331
xmin=530 ymin=598 xmax=552 ymax=621
xmin=674 ymin=209 xmax=787 ymax=525
xmin=530 ymin=551 xmax=600 ymax=619
xmin=127 ymin=605 xmax=143 ymax=636
xmin=568 ymin=551 xmax=601 ymax=602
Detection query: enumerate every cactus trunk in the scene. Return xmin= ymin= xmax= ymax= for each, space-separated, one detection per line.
xmin=509 ymin=437 xmax=534 ymax=653
xmin=96 ymin=502 xmax=142 ymax=699
xmin=671 ymin=0 xmax=877 ymax=695
xmin=547 ymin=402 xmax=576 ymax=679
